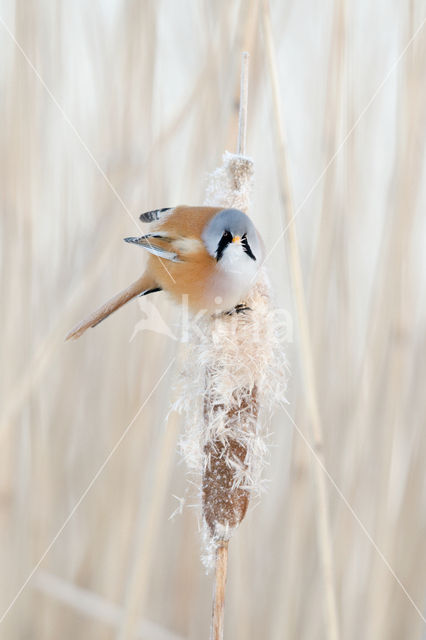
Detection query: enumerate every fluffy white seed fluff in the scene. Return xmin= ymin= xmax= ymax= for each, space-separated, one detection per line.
xmin=174 ymin=151 xmax=288 ymax=570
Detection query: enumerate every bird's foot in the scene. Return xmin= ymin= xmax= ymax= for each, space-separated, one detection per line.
xmin=224 ymin=303 xmax=252 ymax=316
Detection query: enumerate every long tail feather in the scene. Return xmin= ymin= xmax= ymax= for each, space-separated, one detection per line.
xmin=66 ymin=273 xmax=160 ymax=341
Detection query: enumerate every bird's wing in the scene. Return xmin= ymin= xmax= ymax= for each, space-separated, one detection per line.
xmin=139 ymin=207 xmax=172 ymax=223
xmin=124 ymin=233 xmax=185 ymax=262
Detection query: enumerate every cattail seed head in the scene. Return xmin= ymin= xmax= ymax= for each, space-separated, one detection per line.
xmin=174 ymin=152 xmax=288 ymax=569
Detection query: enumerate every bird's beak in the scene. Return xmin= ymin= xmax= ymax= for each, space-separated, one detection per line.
xmin=232 ymin=236 xmax=241 ymax=244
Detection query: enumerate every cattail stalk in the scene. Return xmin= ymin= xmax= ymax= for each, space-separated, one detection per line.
xmin=207 ymin=52 xmax=250 ymax=640
xmin=210 ymin=541 xmax=228 ymax=640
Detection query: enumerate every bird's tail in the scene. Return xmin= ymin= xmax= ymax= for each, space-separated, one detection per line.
xmin=66 ymin=273 xmax=161 ymax=341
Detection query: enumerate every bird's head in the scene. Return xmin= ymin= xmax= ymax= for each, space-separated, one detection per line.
xmin=202 ymin=209 xmax=263 ymax=267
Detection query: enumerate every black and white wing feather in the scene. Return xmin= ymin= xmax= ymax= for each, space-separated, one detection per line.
xmin=139 ymin=208 xmax=172 ymax=223
xmin=124 ymin=233 xmax=182 ymax=262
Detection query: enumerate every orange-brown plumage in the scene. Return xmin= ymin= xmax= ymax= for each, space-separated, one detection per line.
xmin=145 ymin=205 xmax=222 ymax=310
xmin=66 ymin=205 xmax=263 ymax=340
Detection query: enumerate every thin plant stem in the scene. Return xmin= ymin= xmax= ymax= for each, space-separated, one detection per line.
xmin=237 ymin=52 xmax=249 ymax=156
xmin=115 ymin=411 xmax=179 ymax=640
xmin=210 ymin=542 xmax=229 ymax=640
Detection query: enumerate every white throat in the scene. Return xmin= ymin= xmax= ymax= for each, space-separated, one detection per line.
xmin=210 ymin=244 xmax=258 ymax=311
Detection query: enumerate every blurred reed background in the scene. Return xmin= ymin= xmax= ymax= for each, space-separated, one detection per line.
xmin=1 ymin=0 xmax=426 ymax=638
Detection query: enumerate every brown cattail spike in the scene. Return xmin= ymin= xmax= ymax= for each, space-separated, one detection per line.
xmin=202 ymin=385 xmax=258 ymax=538
xmin=202 ymin=438 xmax=249 ymax=537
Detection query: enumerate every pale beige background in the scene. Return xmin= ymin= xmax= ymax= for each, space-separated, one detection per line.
xmin=0 ymin=1 xmax=425 ymax=638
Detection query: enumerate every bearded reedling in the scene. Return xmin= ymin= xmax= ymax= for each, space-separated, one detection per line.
xmin=66 ymin=205 xmax=264 ymax=340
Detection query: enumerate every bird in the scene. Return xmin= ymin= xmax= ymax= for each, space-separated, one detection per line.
xmin=66 ymin=205 xmax=264 ymax=340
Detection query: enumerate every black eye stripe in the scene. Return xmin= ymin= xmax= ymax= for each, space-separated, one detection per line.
xmin=216 ymin=230 xmax=232 ymax=261
xmin=215 ymin=230 xmax=256 ymax=261
xmin=241 ymin=235 xmax=256 ymax=260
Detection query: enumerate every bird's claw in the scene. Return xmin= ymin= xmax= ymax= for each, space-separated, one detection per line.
xmin=224 ymin=303 xmax=252 ymax=316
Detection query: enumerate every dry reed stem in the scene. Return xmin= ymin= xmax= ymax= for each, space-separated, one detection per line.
xmin=237 ymin=52 xmax=249 ymax=156
xmin=210 ymin=542 xmax=229 ymax=640
xmin=225 ymin=1 xmax=259 ymax=153
xmin=309 ymin=0 xmax=347 ymax=338
xmin=33 ymin=571 xmax=184 ymax=640
xmin=115 ymin=409 xmax=179 ymax=640
xmin=261 ymin=2 xmax=340 ymax=639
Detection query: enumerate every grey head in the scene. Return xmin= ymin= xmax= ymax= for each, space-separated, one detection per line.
xmin=201 ymin=208 xmax=263 ymax=262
